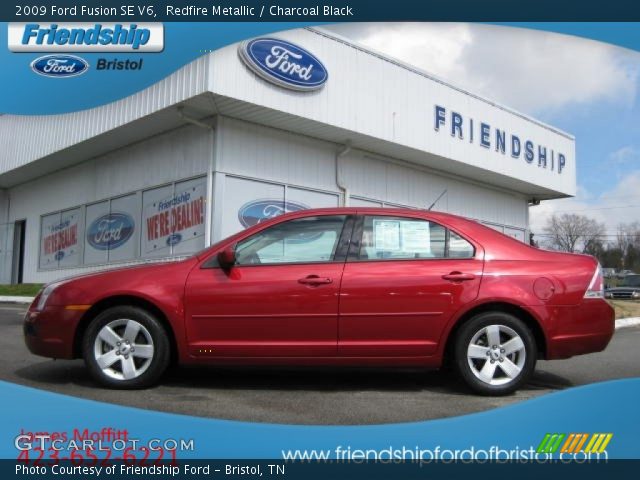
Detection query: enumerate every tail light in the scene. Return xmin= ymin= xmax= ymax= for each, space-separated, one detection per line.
xmin=584 ymin=263 xmax=604 ymax=299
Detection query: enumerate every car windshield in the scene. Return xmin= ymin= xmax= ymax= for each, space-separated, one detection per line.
xmin=621 ymin=275 xmax=640 ymax=287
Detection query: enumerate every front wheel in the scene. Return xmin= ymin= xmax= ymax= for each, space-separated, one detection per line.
xmin=453 ymin=312 xmax=536 ymax=395
xmin=82 ymin=306 xmax=170 ymax=389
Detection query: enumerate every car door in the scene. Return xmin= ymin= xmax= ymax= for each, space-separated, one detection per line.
xmin=184 ymin=215 xmax=353 ymax=357
xmin=338 ymin=214 xmax=483 ymax=357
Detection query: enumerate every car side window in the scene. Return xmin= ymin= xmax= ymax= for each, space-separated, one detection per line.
xmin=358 ymin=216 xmax=475 ymax=260
xmin=359 ymin=216 xmax=446 ymax=259
xmin=235 ymin=215 xmax=347 ymax=265
xmin=449 ymin=230 xmax=475 ymax=258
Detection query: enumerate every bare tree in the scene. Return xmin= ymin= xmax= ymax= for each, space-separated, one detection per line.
xmin=543 ymin=213 xmax=606 ymax=253
xmin=616 ymin=222 xmax=640 ymax=269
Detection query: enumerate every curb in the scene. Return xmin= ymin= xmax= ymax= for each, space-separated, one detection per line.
xmin=615 ymin=317 xmax=640 ymax=330
xmin=0 ymin=296 xmax=34 ymax=304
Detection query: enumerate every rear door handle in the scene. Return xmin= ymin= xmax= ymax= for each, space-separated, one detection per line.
xmin=298 ymin=275 xmax=333 ymax=286
xmin=442 ymin=272 xmax=476 ymax=282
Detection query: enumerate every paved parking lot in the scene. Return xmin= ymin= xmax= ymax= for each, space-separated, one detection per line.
xmin=2 ymin=303 xmax=639 ymax=425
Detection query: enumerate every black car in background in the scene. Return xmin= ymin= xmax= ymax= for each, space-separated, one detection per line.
xmin=605 ymin=274 xmax=640 ymax=300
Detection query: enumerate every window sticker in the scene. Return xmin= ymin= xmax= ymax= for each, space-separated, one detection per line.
xmin=373 ymin=219 xmax=401 ymax=251
xmin=400 ymin=221 xmax=431 ymax=253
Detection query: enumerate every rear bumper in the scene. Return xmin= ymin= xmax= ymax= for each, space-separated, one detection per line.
xmin=23 ymin=306 xmax=84 ymax=359
xmin=542 ymin=299 xmax=615 ymax=360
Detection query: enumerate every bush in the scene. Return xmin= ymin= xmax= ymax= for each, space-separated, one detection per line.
xmin=0 ymin=284 xmax=43 ymax=296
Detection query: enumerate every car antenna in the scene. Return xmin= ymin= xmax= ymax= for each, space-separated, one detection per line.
xmin=427 ymin=189 xmax=448 ymax=211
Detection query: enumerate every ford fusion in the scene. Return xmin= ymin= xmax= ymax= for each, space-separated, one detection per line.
xmin=24 ymin=208 xmax=614 ymax=395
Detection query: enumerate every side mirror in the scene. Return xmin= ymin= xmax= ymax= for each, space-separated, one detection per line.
xmin=217 ymin=246 xmax=236 ymax=270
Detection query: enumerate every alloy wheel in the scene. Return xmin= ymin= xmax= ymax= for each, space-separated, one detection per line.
xmin=466 ymin=324 xmax=526 ymax=386
xmin=93 ymin=319 xmax=155 ymax=381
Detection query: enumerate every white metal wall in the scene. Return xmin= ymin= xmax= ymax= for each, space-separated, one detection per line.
xmin=0 ymin=55 xmax=209 ymax=176
xmin=208 ymin=28 xmax=576 ymax=197
xmin=215 ymin=117 xmax=528 ymax=237
xmin=6 ymin=125 xmax=212 ymax=284
xmin=0 ymin=190 xmax=11 ymax=283
xmin=342 ymin=152 xmax=528 ymax=229
xmin=216 ymin=117 xmax=338 ymax=191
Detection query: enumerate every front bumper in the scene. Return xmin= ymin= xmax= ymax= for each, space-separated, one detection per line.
xmin=23 ymin=305 xmax=85 ymax=359
xmin=541 ymin=299 xmax=615 ymax=360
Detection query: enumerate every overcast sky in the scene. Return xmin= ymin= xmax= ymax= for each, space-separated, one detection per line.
xmin=325 ymin=23 xmax=640 ymax=238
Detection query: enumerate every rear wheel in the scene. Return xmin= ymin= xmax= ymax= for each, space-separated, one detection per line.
xmin=82 ymin=306 xmax=170 ymax=389
xmin=453 ymin=312 xmax=536 ymax=395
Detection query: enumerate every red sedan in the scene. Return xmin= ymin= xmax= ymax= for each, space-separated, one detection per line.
xmin=24 ymin=208 xmax=614 ymax=395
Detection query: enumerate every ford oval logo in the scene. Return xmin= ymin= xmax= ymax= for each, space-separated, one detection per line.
xmin=238 ymin=38 xmax=328 ymax=91
xmin=166 ymin=233 xmax=182 ymax=247
xmin=87 ymin=213 xmax=135 ymax=251
xmin=238 ymin=199 xmax=309 ymax=228
xmin=31 ymin=55 xmax=89 ymax=78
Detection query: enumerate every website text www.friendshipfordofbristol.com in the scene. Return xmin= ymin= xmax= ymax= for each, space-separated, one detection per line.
xmin=281 ymin=445 xmax=609 ymax=464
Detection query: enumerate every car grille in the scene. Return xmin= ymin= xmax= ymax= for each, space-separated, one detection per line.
xmin=610 ymin=291 xmax=635 ymax=299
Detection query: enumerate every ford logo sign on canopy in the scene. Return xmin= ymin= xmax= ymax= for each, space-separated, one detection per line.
xmin=238 ymin=38 xmax=328 ymax=91
xmin=31 ymin=54 xmax=89 ymax=78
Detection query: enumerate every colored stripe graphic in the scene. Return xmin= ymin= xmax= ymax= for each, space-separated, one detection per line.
xmin=537 ymin=433 xmax=566 ymax=454
xmin=539 ymin=433 xmax=613 ymax=454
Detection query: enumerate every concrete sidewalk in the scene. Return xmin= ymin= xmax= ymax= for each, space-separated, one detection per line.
xmin=0 ymin=296 xmax=34 ymax=304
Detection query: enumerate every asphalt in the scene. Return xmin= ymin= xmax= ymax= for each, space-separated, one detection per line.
xmin=2 ymin=303 xmax=639 ymax=425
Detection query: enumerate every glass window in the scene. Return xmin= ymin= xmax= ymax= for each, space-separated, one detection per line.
xmin=108 ymin=193 xmax=140 ymax=262
xmin=142 ymin=178 xmax=207 ymax=258
xmin=359 ymin=216 xmax=446 ymax=260
xmin=448 ymin=231 xmax=475 ymax=258
xmin=235 ymin=216 xmax=346 ymax=265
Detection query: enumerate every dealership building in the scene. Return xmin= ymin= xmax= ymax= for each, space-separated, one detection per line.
xmin=0 ymin=27 xmax=576 ymax=285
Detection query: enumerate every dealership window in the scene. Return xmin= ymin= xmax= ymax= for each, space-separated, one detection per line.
xmin=235 ymin=215 xmax=346 ymax=265
xmin=358 ymin=216 xmax=474 ymax=260
xmin=142 ymin=177 xmax=207 ymax=258
xmin=221 ymin=175 xmax=340 ymax=239
xmin=38 ymin=175 xmax=206 ymax=270
xmin=84 ymin=194 xmax=140 ymax=264
xmin=39 ymin=208 xmax=83 ymax=270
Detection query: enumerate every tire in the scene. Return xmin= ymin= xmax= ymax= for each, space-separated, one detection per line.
xmin=82 ymin=306 xmax=170 ymax=389
xmin=453 ymin=312 xmax=536 ymax=396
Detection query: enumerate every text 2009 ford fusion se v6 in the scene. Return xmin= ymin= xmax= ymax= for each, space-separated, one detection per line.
xmin=24 ymin=208 xmax=614 ymax=395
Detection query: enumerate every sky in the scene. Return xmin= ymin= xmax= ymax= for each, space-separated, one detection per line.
xmin=325 ymin=23 xmax=640 ymax=241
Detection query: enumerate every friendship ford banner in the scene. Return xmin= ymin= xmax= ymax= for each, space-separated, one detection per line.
xmin=2 ymin=2 xmax=640 ymax=480
xmin=144 ymin=180 xmax=206 ymax=256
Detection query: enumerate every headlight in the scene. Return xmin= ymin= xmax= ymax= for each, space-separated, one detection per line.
xmin=605 ymin=292 xmax=613 ymax=299
xmin=632 ymin=291 xmax=640 ymax=299
xmin=35 ymin=283 xmax=60 ymax=311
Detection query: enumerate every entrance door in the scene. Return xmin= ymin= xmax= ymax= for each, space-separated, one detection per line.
xmin=11 ymin=220 xmax=25 ymax=284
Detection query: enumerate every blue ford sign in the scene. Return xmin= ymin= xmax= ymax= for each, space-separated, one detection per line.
xmin=166 ymin=233 xmax=183 ymax=247
xmin=30 ymin=54 xmax=89 ymax=78
xmin=238 ymin=199 xmax=309 ymax=228
xmin=87 ymin=213 xmax=135 ymax=251
xmin=238 ymin=38 xmax=328 ymax=91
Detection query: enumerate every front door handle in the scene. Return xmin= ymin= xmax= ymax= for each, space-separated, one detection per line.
xmin=298 ymin=275 xmax=333 ymax=286
xmin=442 ymin=271 xmax=476 ymax=282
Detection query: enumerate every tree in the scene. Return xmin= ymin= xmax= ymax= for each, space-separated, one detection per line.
xmin=616 ymin=222 xmax=640 ymax=269
xmin=599 ymin=247 xmax=623 ymax=270
xmin=542 ymin=213 xmax=606 ymax=253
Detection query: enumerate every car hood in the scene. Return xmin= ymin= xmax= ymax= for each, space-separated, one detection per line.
xmin=605 ymin=287 xmax=640 ymax=292
xmin=45 ymin=258 xmax=195 ymax=287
